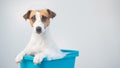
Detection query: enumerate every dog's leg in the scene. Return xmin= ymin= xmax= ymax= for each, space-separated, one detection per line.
xmin=33 ymin=53 xmax=45 ymax=64
xmin=15 ymin=50 xmax=26 ymax=63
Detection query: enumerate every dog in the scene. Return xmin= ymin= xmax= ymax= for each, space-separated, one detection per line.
xmin=15 ymin=9 xmax=65 ymax=64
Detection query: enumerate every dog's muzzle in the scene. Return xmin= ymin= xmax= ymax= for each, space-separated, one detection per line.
xmin=36 ymin=26 xmax=42 ymax=34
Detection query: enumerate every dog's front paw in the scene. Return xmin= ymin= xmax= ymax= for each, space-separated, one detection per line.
xmin=15 ymin=55 xmax=23 ymax=63
xmin=33 ymin=56 xmax=43 ymax=64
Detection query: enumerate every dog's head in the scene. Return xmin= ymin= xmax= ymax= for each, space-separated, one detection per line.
xmin=23 ymin=9 xmax=56 ymax=34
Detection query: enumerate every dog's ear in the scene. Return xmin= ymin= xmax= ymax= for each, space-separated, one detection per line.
xmin=47 ymin=9 xmax=56 ymax=18
xmin=23 ymin=10 xmax=31 ymax=20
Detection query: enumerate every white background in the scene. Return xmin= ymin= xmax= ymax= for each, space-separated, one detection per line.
xmin=0 ymin=0 xmax=120 ymax=68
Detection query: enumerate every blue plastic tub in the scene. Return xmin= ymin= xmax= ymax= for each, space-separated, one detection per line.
xmin=20 ymin=50 xmax=79 ymax=68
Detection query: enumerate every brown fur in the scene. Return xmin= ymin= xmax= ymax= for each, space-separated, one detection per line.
xmin=23 ymin=9 xmax=56 ymax=27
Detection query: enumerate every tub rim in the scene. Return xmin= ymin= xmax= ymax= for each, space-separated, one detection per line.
xmin=23 ymin=49 xmax=79 ymax=61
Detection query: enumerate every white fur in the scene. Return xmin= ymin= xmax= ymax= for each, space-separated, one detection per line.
xmin=15 ymin=12 xmax=65 ymax=64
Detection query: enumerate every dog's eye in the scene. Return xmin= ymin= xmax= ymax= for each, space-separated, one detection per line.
xmin=41 ymin=15 xmax=47 ymax=22
xmin=31 ymin=15 xmax=36 ymax=22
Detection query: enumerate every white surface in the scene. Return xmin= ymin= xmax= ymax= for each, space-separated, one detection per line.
xmin=0 ymin=0 xmax=120 ymax=68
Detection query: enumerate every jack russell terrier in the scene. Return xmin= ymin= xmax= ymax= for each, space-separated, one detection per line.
xmin=15 ymin=9 xmax=65 ymax=64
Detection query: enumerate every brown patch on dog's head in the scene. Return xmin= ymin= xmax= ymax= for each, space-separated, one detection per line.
xmin=23 ymin=9 xmax=56 ymax=27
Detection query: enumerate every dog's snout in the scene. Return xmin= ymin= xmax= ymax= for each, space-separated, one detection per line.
xmin=36 ymin=27 xmax=42 ymax=33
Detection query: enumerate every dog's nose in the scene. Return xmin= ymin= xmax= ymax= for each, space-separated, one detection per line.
xmin=36 ymin=26 xmax=42 ymax=33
